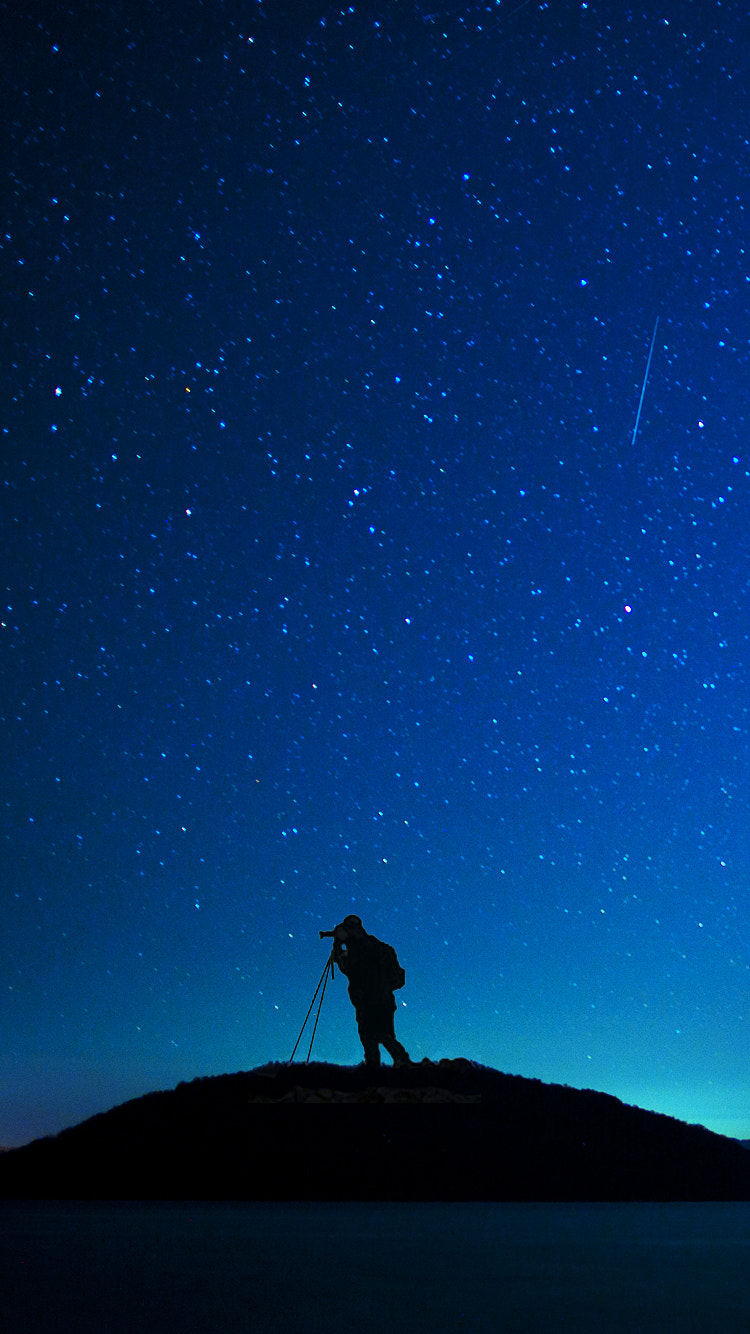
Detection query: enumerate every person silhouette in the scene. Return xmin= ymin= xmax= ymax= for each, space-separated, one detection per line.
xmin=331 ymin=915 xmax=411 ymax=1068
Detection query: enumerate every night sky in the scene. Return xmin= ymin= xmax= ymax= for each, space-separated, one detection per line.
xmin=4 ymin=0 xmax=750 ymax=1148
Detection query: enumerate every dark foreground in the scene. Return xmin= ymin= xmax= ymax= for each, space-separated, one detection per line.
xmin=5 ymin=1202 xmax=750 ymax=1333
xmin=3 ymin=1059 xmax=750 ymax=1200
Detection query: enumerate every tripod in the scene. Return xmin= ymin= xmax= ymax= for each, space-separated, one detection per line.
xmin=288 ymin=949 xmax=335 ymax=1064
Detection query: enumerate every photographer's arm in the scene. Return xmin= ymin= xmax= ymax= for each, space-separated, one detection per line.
xmin=332 ymin=941 xmax=350 ymax=976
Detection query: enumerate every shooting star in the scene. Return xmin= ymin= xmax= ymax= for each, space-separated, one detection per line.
xmin=631 ymin=316 xmax=660 ymax=447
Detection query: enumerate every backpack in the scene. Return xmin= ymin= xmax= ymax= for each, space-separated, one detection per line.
xmin=379 ymin=941 xmax=406 ymax=991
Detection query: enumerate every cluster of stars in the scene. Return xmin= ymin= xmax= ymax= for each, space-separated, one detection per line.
xmin=3 ymin=1 xmax=750 ymax=1148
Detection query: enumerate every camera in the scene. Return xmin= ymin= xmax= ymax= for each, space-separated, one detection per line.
xmin=319 ymin=925 xmax=347 ymax=941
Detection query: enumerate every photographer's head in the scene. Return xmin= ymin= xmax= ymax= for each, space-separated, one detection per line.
xmin=335 ymin=914 xmax=364 ymax=942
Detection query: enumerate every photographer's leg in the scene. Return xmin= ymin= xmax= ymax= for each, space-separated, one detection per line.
xmin=381 ymin=1009 xmax=410 ymax=1065
xmin=382 ymin=1034 xmax=410 ymax=1066
xmin=356 ymin=1010 xmax=382 ymax=1067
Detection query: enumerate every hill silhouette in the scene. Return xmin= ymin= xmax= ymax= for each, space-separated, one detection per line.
xmin=3 ymin=1058 xmax=750 ymax=1201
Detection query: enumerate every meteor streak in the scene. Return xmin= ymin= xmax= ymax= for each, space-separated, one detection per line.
xmin=631 ymin=316 xmax=660 ymax=447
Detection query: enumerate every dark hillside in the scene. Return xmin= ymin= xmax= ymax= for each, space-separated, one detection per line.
xmin=3 ymin=1059 xmax=749 ymax=1201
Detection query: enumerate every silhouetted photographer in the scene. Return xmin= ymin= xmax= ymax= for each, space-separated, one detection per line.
xmin=320 ymin=915 xmax=410 ymax=1068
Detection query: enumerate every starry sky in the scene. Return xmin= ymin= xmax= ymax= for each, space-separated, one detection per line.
xmin=4 ymin=0 xmax=750 ymax=1148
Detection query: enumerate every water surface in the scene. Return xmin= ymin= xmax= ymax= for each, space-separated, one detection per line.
xmin=3 ymin=1201 xmax=750 ymax=1332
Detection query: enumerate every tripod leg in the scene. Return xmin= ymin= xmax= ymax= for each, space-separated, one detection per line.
xmin=288 ymin=952 xmax=334 ymax=1064
xmin=306 ymin=959 xmax=331 ymax=1062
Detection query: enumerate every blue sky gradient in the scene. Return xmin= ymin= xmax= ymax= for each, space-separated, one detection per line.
xmin=4 ymin=0 xmax=750 ymax=1145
